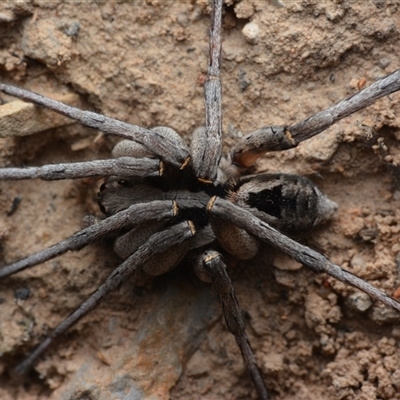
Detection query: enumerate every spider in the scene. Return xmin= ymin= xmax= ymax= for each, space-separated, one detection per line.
xmin=0 ymin=0 xmax=397 ymax=398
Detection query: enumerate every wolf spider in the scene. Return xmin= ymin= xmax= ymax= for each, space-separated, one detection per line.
xmin=1 ymin=0 xmax=400 ymax=399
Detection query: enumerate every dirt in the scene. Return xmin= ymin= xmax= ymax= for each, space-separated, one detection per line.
xmin=0 ymin=1 xmax=400 ymax=399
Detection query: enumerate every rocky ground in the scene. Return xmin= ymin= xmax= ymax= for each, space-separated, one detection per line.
xmin=0 ymin=1 xmax=400 ymax=399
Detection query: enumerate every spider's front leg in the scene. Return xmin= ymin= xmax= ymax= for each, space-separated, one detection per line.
xmin=0 ymin=83 xmax=191 ymax=169
xmin=0 ymin=157 xmax=161 ymax=180
xmin=231 ymin=68 xmax=400 ymax=168
xmin=190 ymin=0 xmax=223 ymax=183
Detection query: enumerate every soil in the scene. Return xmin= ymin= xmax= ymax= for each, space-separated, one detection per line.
xmin=0 ymin=1 xmax=400 ymax=400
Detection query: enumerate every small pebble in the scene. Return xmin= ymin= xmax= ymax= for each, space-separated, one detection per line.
xmin=242 ymin=21 xmax=260 ymax=44
xmin=345 ymin=292 xmax=372 ymax=313
xmin=378 ymin=58 xmax=391 ymax=69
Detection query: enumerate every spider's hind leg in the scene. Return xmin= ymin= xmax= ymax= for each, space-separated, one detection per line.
xmin=194 ymin=250 xmax=270 ymax=400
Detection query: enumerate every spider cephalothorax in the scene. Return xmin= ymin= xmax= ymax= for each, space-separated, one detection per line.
xmin=1 ymin=0 xmax=400 ymax=399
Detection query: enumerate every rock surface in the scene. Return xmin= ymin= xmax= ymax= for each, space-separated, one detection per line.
xmin=0 ymin=1 xmax=400 ymax=399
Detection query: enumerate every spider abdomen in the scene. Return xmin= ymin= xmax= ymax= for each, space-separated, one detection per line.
xmin=234 ymin=173 xmax=337 ymax=236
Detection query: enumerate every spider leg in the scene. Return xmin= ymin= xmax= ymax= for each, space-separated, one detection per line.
xmin=190 ymin=0 xmax=223 ymax=182
xmin=0 ymin=83 xmax=190 ymax=169
xmin=113 ymin=195 xmax=214 ymax=275
xmin=231 ymin=68 xmax=400 ymax=167
xmin=0 ymin=93 xmax=82 ymax=138
xmin=0 ymin=157 xmax=161 ymax=180
xmin=195 ymin=250 xmax=270 ymax=400
xmin=0 ymin=200 xmax=177 ymax=279
xmin=112 ymin=127 xmax=188 ymax=163
xmin=208 ymin=197 xmax=400 ymax=313
xmin=112 ymin=139 xmax=156 ymax=159
xmin=12 ymin=220 xmax=196 ymax=377
xmin=113 ymin=220 xmax=193 ymax=276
